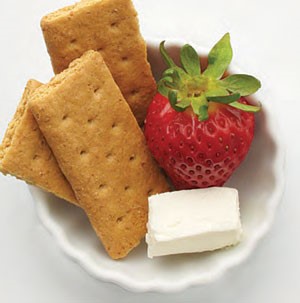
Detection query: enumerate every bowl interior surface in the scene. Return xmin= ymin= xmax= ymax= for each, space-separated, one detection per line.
xmin=31 ymin=40 xmax=284 ymax=293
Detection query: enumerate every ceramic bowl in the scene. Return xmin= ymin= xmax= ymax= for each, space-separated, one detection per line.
xmin=30 ymin=39 xmax=285 ymax=293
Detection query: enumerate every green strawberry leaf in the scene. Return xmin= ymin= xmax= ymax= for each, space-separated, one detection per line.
xmin=158 ymin=36 xmax=262 ymax=120
xmin=158 ymin=75 xmax=178 ymax=96
xmin=176 ymin=98 xmax=191 ymax=109
xmin=164 ymin=68 xmax=181 ymax=83
xmin=207 ymin=93 xmax=241 ymax=104
xmin=163 ymin=68 xmax=179 ymax=79
xmin=168 ymin=90 xmax=185 ymax=112
xmin=168 ymin=90 xmax=178 ymax=108
xmin=160 ymin=41 xmax=177 ymax=68
xmin=157 ymin=79 xmax=169 ymax=96
xmin=229 ymin=101 xmax=261 ymax=112
xmin=190 ymin=96 xmax=209 ymax=121
xmin=205 ymin=87 xmax=229 ymax=97
xmin=162 ymin=78 xmax=177 ymax=89
xmin=180 ymin=44 xmax=201 ymax=76
xmin=191 ymin=98 xmax=202 ymax=114
xmin=198 ymin=105 xmax=209 ymax=121
xmin=203 ymin=33 xmax=233 ymax=79
xmin=163 ymin=67 xmax=190 ymax=87
xmin=221 ymin=74 xmax=261 ymax=96
xmin=164 ymin=81 xmax=178 ymax=90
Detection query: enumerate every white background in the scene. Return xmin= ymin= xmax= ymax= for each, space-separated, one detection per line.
xmin=0 ymin=0 xmax=299 ymax=302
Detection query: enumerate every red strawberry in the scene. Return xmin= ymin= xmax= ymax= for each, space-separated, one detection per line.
xmin=144 ymin=33 xmax=261 ymax=189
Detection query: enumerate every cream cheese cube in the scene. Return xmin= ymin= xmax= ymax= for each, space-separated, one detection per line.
xmin=146 ymin=187 xmax=242 ymax=258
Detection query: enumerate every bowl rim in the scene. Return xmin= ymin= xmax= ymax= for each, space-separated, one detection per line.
xmin=30 ymin=37 xmax=286 ymax=293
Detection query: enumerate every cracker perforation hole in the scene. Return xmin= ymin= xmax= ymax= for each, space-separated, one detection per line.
xmin=62 ymin=114 xmax=68 ymax=120
xmin=99 ymin=184 xmax=107 ymax=190
xmin=106 ymin=152 xmax=113 ymax=159
xmin=97 ymin=47 xmax=104 ymax=52
xmin=129 ymin=154 xmax=136 ymax=161
xmin=94 ymin=87 xmax=100 ymax=93
xmin=122 ymin=56 xmax=128 ymax=61
xmin=33 ymin=155 xmax=39 ymax=160
xmin=110 ymin=22 xmax=118 ymax=27
xmin=116 ymin=216 xmax=125 ymax=223
xmin=70 ymin=38 xmax=77 ymax=44
xmin=131 ymin=89 xmax=139 ymax=96
xmin=80 ymin=150 xmax=87 ymax=156
xmin=94 ymin=87 xmax=102 ymax=99
xmin=87 ymin=118 xmax=94 ymax=123
xmin=124 ymin=185 xmax=130 ymax=191
xmin=111 ymin=122 xmax=117 ymax=128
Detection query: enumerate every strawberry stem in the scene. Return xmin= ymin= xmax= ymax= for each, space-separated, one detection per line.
xmin=160 ymin=41 xmax=177 ymax=68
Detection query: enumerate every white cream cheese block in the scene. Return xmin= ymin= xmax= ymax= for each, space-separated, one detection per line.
xmin=146 ymin=187 xmax=242 ymax=258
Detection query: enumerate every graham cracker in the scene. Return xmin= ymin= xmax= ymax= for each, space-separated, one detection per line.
xmin=0 ymin=80 xmax=78 ymax=205
xmin=41 ymin=0 xmax=156 ymax=125
xmin=29 ymin=51 xmax=169 ymax=259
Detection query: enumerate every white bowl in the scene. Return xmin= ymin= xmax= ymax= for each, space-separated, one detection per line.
xmin=29 ymin=40 xmax=285 ymax=293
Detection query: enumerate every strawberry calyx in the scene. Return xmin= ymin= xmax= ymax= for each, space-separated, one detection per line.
xmin=157 ymin=33 xmax=261 ymax=121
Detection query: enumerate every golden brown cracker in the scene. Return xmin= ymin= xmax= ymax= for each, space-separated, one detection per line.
xmin=41 ymin=0 xmax=156 ymax=125
xmin=0 ymin=80 xmax=77 ymax=205
xmin=29 ymin=51 xmax=169 ymax=259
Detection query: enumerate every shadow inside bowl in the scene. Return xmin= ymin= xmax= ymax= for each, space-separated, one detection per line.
xmin=226 ymin=108 xmax=277 ymax=230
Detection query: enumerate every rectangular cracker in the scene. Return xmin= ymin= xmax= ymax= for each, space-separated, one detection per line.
xmin=0 ymin=80 xmax=77 ymax=205
xmin=29 ymin=50 xmax=169 ymax=259
xmin=41 ymin=0 xmax=156 ymax=126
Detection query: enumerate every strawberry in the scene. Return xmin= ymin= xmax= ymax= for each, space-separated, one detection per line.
xmin=144 ymin=33 xmax=261 ymax=189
